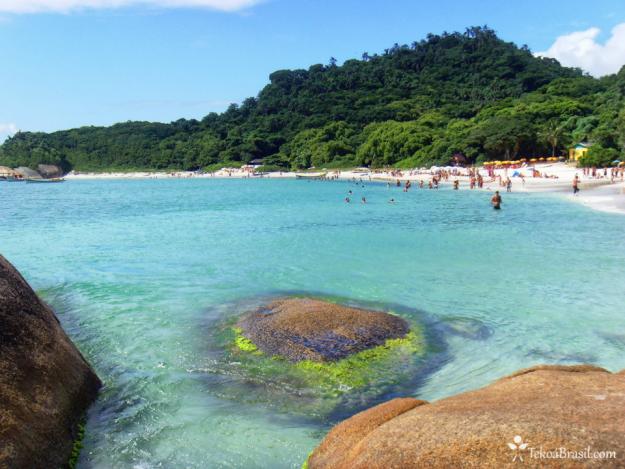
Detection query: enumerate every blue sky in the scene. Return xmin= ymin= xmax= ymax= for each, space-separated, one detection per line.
xmin=1 ymin=0 xmax=624 ymax=140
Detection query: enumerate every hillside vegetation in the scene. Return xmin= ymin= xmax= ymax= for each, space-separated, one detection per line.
xmin=2 ymin=26 xmax=624 ymax=171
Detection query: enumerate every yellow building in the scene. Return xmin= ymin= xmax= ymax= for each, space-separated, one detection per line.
xmin=569 ymin=143 xmax=590 ymax=161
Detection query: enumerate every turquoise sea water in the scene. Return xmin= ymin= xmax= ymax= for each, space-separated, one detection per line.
xmin=2 ymin=178 xmax=625 ymax=468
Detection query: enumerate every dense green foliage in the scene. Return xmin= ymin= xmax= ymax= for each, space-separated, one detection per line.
xmin=2 ymin=26 xmax=624 ymax=171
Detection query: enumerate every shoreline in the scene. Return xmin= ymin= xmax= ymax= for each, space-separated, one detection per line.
xmin=63 ymin=163 xmax=625 ymax=215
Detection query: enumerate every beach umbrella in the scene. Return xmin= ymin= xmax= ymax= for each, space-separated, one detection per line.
xmin=530 ymin=158 xmax=538 ymax=162
xmin=612 ymin=159 xmax=621 ymax=164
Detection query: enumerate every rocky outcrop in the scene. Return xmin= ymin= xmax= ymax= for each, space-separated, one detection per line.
xmin=37 ymin=164 xmax=63 ymax=178
xmin=237 ymin=298 xmax=409 ymax=362
xmin=13 ymin=166 xmax=41 ymax=179
xmin=308 ymin=365 xmax=625 ymax=468
xmin=0 ymin=255 xmax=101 ymax=469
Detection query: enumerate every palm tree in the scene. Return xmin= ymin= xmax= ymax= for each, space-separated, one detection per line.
xmin=541 ymin=120 xmax=564 ymax=157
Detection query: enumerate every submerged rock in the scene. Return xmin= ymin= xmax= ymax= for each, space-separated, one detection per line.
xmin=307 ymin=364 xmax=625 ymax=468
xmin=237 ymin=297 xmax=410 ymax=362
xmin=208 ymin=297 xmax=432 ymax=418
xmin=0 ymin=255 xmax=101 ymax=469
xmin=439 ymin=316 xmax=492 ymax=340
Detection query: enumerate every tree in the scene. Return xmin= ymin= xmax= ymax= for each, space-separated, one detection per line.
xmin=579 ymin=144 xmax=620 ymax=168
xmin=472 ymin=116 xmax=535 ymax=160
xmin=540 ymin=120 xmax=564 ymax=157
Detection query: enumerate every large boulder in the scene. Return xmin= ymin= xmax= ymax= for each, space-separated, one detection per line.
xmin=13 ymin=167 xmax=41 ymax=179
xmin=37 ymin=164 xmax=63 ymax=178
xmin=308 ymin=365 xmax=625 ymax=468
xmin=0 ymin=255 xmax=101 ymax=469
xmin=237 ymin=298 xmax=409 ymax=362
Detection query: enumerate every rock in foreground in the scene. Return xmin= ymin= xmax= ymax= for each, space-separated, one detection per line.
xmin=237 ymin=298 xmax=409 ymax=362
xmin=0 ymin=255 xmax=101 ymax=469
xmin=308 ymin=365 xmax=625 ymax=468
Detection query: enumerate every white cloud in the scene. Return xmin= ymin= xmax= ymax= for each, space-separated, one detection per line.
xmin=0 ymin=123 xmax=18 ymax=142
xmin=536 ymin=23 xmax=625 ymax=77
xmin=0 ymin=122 xmax=17 ymax=134
xmin=0 ymin=0 xmax=261 ymax=14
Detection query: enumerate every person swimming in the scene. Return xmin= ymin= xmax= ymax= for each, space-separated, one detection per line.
xmin=491 ymin=191 xmax=502 ymax=210
xmin=389 ymin=198 xmax=396 ymax=204
xmin=361 ymin=196 xmax=366 ymax=204
xmin=345 ymin=197 xmax=351 ymax=203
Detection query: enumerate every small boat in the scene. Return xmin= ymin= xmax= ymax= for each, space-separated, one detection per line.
xmin=4 ymin=176 xmax=24 ymax=182
xmin=296 ymin=173 xmax=327 ymax=180
xmin=25 ymin=177 xmax=65 ymax=183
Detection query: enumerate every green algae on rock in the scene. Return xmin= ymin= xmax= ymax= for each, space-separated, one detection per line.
xmin=230 ymin=298 xmax=426 ymax=392
xmin=237 ymin=297 xmax=412 ymax=362
xmin=233 ymin=327 xmax=262 ymax=354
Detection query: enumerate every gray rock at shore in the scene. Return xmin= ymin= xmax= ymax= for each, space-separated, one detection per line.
xmin=308 ymin=364 xmax=625 ymax=468
xmin=0 ymin=255 xmax=101 ymax=469
xmin=13 ymin=166 xmax=41 ymax=179
xmin=237 ymin=298 xmax=409 ymax=362
xmin=37 ymin=164 xmax=63 ymax=178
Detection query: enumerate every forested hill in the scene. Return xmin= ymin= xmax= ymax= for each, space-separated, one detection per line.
xmin=2 ymin=26 xmax=624 ymax=171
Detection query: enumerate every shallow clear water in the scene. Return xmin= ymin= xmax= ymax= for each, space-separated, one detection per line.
xmin=1 ymin=178 xmax=625 ymax=468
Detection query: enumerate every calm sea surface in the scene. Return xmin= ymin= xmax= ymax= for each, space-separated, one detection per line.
xmin=2 ymin=178 xmax=625 ymax=468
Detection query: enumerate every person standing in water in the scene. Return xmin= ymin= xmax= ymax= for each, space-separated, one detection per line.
xmin=491 ymin=191 xmax=502 ymax=210
xmin=573 ymin=175 xmax=580 ymax=195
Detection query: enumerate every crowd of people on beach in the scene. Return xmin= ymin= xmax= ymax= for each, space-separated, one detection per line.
xmin=580 ymin=166 xmax=625 ymax=182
